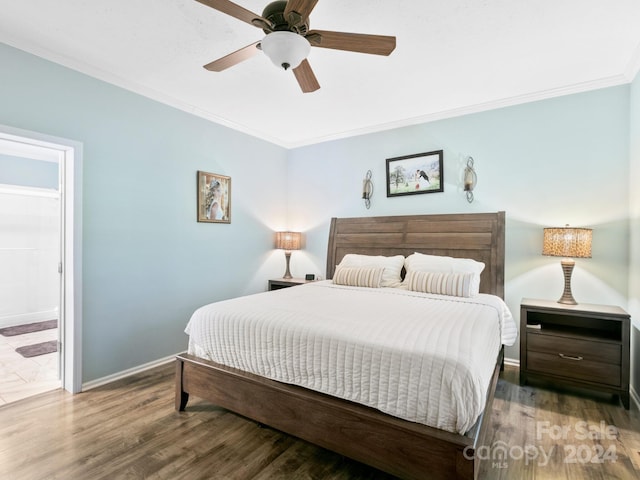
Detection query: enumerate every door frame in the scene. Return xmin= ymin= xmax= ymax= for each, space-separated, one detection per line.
xmin=0 ymin=124 xmax=83 ymax=393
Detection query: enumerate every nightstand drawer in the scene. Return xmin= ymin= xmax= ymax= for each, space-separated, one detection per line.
xmin=527 ymin=351 xmax=621 ymax=387
xmin=527 ymin=334 xmax=620 ymax=365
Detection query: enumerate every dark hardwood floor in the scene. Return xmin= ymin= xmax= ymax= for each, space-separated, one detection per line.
xmin=0 ymin=363 xmax=638 ymax=479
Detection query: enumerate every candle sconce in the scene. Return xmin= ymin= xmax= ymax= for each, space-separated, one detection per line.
xmin=463 ymin=157 xmax=477 ymax=203
xmin=362 ymin=170 xmax=373 ymax=209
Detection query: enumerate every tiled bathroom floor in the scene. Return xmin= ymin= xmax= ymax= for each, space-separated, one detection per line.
xmin=0 ymin=328 xmax=60 ymax=406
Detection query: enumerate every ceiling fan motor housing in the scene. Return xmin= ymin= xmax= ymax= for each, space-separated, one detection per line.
xmin=261 ymin=0 xmax=309 ymax=34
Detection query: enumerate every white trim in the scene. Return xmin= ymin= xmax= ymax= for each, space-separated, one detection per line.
xmin=0 ymin=37 xmax=284 ymax=147
xmin=81 ymin=354 xmax=178 ymax=391
xmin=0 ymin=309 xmax=58 ymax=329
xmin=504 ymin=356 xmax=520 ymax=368
xmin=0 ymin=136 xmax=61 ymax=162
xmin=76 ymin=352 xmax=640 ymax=412
xmin=2 ymin=37 xmax=633 ymax=149
xmin=285 ymin=75 xmax=632 ymax=148
xmin=0 ymin=183 xmax=59 ymax=198
xmin=631 ymin=385 xmax=640 ymax=412
xmin=0 ymin=124 xmax=83 ymax=394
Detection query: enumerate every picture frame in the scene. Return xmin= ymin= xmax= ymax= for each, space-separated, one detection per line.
xmin=386 ymin=150 xmax=444 ymax=197
xmin=197 ymin=171 xmax=231 ymax=223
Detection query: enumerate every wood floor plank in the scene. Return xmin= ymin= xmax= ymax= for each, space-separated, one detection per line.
xmin=478 ymin=366 xmax=640 ymax=480
xmin=0 ymin=363 xmax=638 ymax=480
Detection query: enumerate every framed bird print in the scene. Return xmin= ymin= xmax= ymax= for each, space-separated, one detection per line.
xmin=386 ymin=150 xmax=444 ymax=197
xmin=197 ymin=171 xmax=231 ymax=223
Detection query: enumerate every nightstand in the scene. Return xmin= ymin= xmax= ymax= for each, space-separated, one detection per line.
xmin=520 ymin=298 xmax=630 ymax=409
xmin=268 ymin=278 xmax=315 ymax=291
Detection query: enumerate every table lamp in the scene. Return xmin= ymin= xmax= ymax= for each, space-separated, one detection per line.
xmin=275 ymin=231 xmax=301 ymax=279
xmin=542 ymin=225 xmax=592 ymax=305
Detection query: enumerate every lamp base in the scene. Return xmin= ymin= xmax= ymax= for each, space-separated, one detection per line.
xmin=283 ymin=251 xmax=293 ymax=279
xmin=557 ymin=259 xmax=577 ymax=305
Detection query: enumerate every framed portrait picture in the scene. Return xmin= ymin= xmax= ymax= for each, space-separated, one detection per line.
xmin=386 ymin=150 xmax=444 ymax=197
xmin=197 ymin=171 xmax=231 ymax=223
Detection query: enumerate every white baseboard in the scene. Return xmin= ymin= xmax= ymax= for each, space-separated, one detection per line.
xmin=504 ymin=356 xmax=520 ymax=367
xmin=631 ymin=385 xmax=640 ymax=411
xmin=80 ymin=353 xmax=640 ymax=412
xmin=82 ymin=354 xmax=522 ymax=392
xmin=81 ymin=353 xmax=179 ymax=391
xmin=0 ymin=309 xmax=58 ymax=329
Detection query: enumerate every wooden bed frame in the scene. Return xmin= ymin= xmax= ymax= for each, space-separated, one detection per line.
xmin=176 ymin=211 xmax=506 ymax=480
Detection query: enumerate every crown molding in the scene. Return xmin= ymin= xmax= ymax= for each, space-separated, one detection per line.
xmin=2 ymin=37 xmax=635 ymax=150
xmin=285 ymin=74 xmax=632 ymax=149
xmin=0 ymin=37 xmax=286 ymax=146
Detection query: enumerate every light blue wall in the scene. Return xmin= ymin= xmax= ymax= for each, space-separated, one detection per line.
xmin=0 ymin=43 xmax=288 ymax=382
xmin=287 ymin=86 xmax=631 ymax=362
xmin=0 ymin=154 xmax=58 ymax=189
xmin=1 ymin=40 xmax=636 ymax=391
xmin=629 ymin=69 xmax=640 ymax=398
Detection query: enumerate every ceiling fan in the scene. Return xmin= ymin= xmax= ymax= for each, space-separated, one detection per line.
xmin=196 ymin=0 xmax=397 ymax=93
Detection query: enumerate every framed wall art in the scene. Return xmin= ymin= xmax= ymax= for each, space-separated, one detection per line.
xmin=197 ymin=171 xmax=231 ymax=223
xmin=386 ymin=150 xmax=444 ymax=197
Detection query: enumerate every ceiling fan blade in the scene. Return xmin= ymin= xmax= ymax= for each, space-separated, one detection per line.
xmin=195 ymin=0 xmax=271 ymax=29
xmin=203 ymin=41 xmax=261 ymax=72
xmin=284 ymin=0 xmax=319 ymax=27
xmin=306 ymin=30 xmax=396 ymax=56
xmin=293 ymin=59 xmax=320 ymax=93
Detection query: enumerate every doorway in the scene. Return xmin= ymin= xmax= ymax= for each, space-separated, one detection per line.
xmin=0 ymin=125 xmax=82 ymax=400
xmin=0 ymin=181 xmax=61 ymax=404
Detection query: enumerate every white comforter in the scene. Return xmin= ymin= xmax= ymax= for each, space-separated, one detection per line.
xmin=185 ymin=281 xmax=517 ymax=434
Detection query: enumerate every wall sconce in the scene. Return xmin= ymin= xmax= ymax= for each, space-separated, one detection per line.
xmin=362 ymin=170 xmax=373 ymax=209
xmin=463 ymin=157 xmax=477 ymax=203
xmin=275 ymin=231 xmax=302 ymax=279
xmin=542 ymin=225 xmax=593 ymax=305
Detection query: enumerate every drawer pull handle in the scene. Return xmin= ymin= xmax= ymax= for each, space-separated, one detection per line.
xmin=558 ymin=353 xmax=583 ymax=361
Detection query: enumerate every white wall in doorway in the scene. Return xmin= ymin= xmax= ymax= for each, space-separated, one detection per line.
xmin=0 ymin=184 xmax=60 ymax=328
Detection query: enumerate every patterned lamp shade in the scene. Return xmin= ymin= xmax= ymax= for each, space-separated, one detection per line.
xmin=275 ymin=231 xmax=301 ymax=252
xmin=542 ymin=227 xmax=592 ymax=258
xmin=542 ymin=226 xmax=592 ymax=305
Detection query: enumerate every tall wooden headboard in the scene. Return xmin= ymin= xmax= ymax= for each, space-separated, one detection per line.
xmin=326 ymin=211 xmax=505 ymax=298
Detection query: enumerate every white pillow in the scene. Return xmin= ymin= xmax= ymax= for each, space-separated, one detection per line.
xmin=335 ymin=254 xmax=404 ymax=287
xmin=333 ymin=266 xmax=385 ymax=288
xmin=404 ymin=253 xmax=485 ymax=295
xmin=404 ymin=252 xmax=485 ymax=274
xmin=406 ymin=270 xmax=477 ymax=297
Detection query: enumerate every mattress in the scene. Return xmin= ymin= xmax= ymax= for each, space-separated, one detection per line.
xmin=185 ymin=281 xmax=517 ymax=434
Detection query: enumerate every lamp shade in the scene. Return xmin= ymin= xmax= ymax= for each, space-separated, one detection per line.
xmin=260 ymin=31 xmax=310 ymax=70
xmin=275 ymin=231 xmax=301 ymax=251
xmin=542 ymin=227 xmax=592 ymax=258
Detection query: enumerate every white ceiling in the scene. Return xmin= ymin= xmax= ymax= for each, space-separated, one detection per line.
xmin=1 ymin=0 xmax=640 ymax=148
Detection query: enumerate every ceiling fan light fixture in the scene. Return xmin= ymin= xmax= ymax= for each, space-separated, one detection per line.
xmin=260 ymin=31 xmax=310 ymax=70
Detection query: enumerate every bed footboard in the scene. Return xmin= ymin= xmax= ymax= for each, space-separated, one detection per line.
xmin=175 ymin=351 xmax=501 ymax=480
